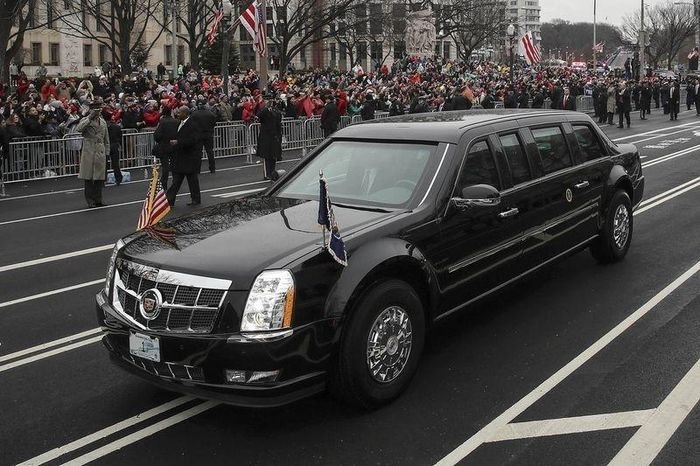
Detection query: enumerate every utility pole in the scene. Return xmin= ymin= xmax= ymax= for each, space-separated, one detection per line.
xmin=696 ymin=0 xmax=700 ymax=47
xmin=259 ymin=0 xmax=268 ymax=92
xmin=592 ymin=0 xmax=597 ymax=67
xmin=171 ymin=0 xmax=179 ymax=80
xmin=221 ymin=0 xmax=233 ymax=96
xmin=639 ymin=0 xmax=646 ymax=79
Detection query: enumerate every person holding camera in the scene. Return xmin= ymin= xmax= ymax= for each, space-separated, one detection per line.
xmin=76 ymin=103 xmax=110 ymax=208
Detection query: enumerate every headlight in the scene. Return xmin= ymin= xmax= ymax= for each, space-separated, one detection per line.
xmin=241 ymin=270 xmax=295 ymax=332
xmin=104 ymin=239 xmax=126 ymax=294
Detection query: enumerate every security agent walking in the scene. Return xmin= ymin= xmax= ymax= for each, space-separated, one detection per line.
xmin=190 ymin=99 xmax=217 ymax=173
xmin=255 ymin=95 xmax=283 ymax=181
xmin=153 ymin=107 xmax=179 ymax=190
xmin=669 ymin=81 xmax=681 ymax=121
xmin=166 ymin=107 xmax=203 ymax=206
xmin=320 ymin=95 xmax=340 ymax=138
xmin=76 ymin=103 xmax=110 ymax=208
xmin=617 ymin=82 xmax=632 ymax=129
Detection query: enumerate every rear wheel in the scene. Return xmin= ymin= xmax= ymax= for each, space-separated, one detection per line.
xmin=591 ymin=190 xmax=633 ymax=264
xmin=330 ymin=280 xmax=425 ymax=409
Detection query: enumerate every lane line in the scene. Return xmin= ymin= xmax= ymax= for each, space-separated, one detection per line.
xmin=488 ymin=409 xmax=655 ymax=442
xmin=17 ymin=396 xmax=193 ymax=466
xmin=0 ymin=279 xmax=104 ymax=309
xmin=60 ymin=400 xmax=220 ymax=466
xmin=434 ymin=257 xmax=700 ymax=465
xmin=0 ymin=336 xmax=103 ymax=373
xmin=0 ymin=180 xmax=271 ymax=227
xmin=0 ymin=158 xmax=300 ymax=203
xmin=612 ymin=121 xmax=698 ymax=142
xmin=641 ymin=145 xmax=700 ymax=168
xmin=0 ymin=244 xmax=114 ymax=274
xmin=634 ymin=180 xmax=700 ymax=216
xmin=609 ymin=358 xmax=700 ymax=465
xmin=0 ymin=328 xmax=101 ymax=363
xmin=638 ymin=176 xmax=700 ymax=208
xmin=627 ymin=125 xmax=700 ymax=145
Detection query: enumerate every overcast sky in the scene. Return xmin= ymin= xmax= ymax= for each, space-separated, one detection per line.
xmin=540 ymin=0 xmax=667 ymax=26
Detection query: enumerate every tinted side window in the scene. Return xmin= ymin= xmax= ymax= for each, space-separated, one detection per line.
xmin=499 ymin=133 xmax=531 ymax=185
xmin=532 ymin=127 xmax=573 ymax=174
xmin=458 ymin=140 xmax=500 ymax=190
xmin=573 ymin=125 xmax=606 ymax=162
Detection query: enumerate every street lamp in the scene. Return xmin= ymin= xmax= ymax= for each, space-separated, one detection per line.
xmin=507 ymin=23 xmax=516 ymax=80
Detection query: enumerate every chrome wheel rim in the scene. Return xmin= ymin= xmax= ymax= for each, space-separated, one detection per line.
xmin=613 ymin=204 xmax=630 ymax=249
xmin=366 ymin=306 xmax=413 ymax=383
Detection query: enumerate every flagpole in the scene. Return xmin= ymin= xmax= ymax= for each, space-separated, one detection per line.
xmin=259 ymin=0 xmax=268 ymax=92
xmin=592 ymin=0 xmax=597 ymax=68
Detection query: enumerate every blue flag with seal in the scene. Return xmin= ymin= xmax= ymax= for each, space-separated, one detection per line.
xmin=318 ymin=174 xmax=348 ymax=266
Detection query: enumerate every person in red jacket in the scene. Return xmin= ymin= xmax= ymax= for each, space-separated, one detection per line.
xmin=336 ymin=91 xmax=348 ymax=115
xmin=296 ymin=92 xmax=314 ymax=118
xmin=142 ymin=103 xmax=161 ymax=127
xmin=40 ymin=79 xmax=56 ymax=102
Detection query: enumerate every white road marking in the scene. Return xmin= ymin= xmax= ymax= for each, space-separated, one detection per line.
xmin=0 ymin=180 xmax=270 ymax=227
xmin=434 ymin=257 xmax=700 ymax=465
xmin=0 ymin=244 xmax=114 ymax=274
xmin=0 ymin=158 xmax=300 ymax=203
xmin=211 ymin=187 xmax=266 ymax=198
xmin=488 ymin=409 xmax=655 ymax=442
xmin=638 ymin=176 xmax=700 ymax=208
xmin=642 ymin=145 xmax=700 ymax=168
xmin=613 ymin=121 xmax=699 ymax=142
xmin=17 ymin=396 xmax=193 ymax=466
xmin=0 ymin=279 xmax=104 ymax=310
xmin=59 ymin=400 xmax=220 ymax=466
xmin=634 ymin=179 xmax=700 ymax=216
xmin=609 ymin=357 xmax=700 ymax=466
xmin=0 ymin=328 xmax=101 ymax=363
xmin=0 ymin=336 xmax=103 ymax=373
xmin=628 ymin=126 xmax=700 ymax=145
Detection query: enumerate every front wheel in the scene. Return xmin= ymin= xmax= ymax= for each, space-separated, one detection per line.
xmin=330 ymin=280 xmax=425 ymax=409
xmin=591 ymin=190 xmax=633 ymax=264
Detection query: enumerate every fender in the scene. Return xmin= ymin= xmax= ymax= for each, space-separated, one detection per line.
xmin=323 ymin=237 xmax=439 ymax=323
xmin=605 ymin=164 xmax=634 ymax=208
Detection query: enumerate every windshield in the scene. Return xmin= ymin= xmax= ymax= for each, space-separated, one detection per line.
xmin=277 ymin=141 xmax=436 ymax=208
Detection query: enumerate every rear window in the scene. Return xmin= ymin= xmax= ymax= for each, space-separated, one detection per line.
xmin=531 ymin=127 xmax=573 ymax=174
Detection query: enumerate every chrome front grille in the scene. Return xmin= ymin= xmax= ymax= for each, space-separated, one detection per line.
xmin=112 ymin=260 xmax=231 ymax=334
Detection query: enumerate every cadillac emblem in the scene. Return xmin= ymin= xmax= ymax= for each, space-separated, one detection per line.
xmin=565 ymin=188 xmax=573 ymax=203
xmin=139 ymin=288 xmax=163 ymax=321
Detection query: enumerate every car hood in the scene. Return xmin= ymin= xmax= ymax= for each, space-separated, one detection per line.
xmin=120 ymin=195 xmax=394 ymax=289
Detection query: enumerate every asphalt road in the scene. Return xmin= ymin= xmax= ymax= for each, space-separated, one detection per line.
xmin=2 ymin=108 xmax=700 ymax=466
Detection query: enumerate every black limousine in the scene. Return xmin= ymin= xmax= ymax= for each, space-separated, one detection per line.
xmin=97 ymin=110 xmax=644 ymax=408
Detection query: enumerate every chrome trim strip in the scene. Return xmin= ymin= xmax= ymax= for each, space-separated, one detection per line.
xmin=436 ymin=235 xmax=599 ymax=322
xmin=418 ymin=144 xmax=450 ymax=207
xmin=447 ymin=200 xmax=599 ymax=274
xmin=156 ymin=269 xmax=231 ymax=290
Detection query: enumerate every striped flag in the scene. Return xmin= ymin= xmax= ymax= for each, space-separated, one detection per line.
xmin=137 ymin=165 xmax=171 ymax=230
xmin=519 ymin=31 xmax=541 ymax=66
xmin=240 ymin=0 xmax=267 ymax=57
xmin=318 ymin=175 xmax=347 ymax=266
xmin=206 ymin=9 xmax=225 ymax=46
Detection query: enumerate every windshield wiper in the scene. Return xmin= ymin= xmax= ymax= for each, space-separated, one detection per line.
xmin=332 ymin=202 xmax=394 ymax=213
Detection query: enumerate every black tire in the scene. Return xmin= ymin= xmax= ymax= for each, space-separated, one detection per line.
xmin=591 ymin=190 xmax=633 ymax=264
xmin=330 ymin=279 xmax=425 ymax=409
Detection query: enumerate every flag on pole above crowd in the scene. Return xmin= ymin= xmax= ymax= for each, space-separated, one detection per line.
xmin=137 ymin=165 xmax=171 ymax=230
xmin=593 ymin=42 xmax=605 ymax=54
xmin=206 ymin=8 xmax=225 ymax=46
xmin=240 ymin=0 xmax=267 ymax=56
xmin=519 ymin=31 xmax=541 ymax=66
xmin=317 ymin=173 xmax=347 ymax=266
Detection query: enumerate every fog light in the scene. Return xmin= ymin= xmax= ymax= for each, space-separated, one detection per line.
xmin=223 ymin=369 xmax=280 ymax=384
xmin=225 ymin=370 xmax=246 ymax=383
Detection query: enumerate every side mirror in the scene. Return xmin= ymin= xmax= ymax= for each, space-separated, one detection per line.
xmin=451 ymin=184 xmax=501 ymax=210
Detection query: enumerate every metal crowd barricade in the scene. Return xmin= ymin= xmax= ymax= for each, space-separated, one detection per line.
xmin=247 ymin=123 xmax=260 ymax=163
xmin=302 ymin=118 xmax=324 ymax=156
xmin=213 ymin=123 xmax=249 ymax=158
xmin=374 ymin=111 xmax=390 ymax=119
xmin=543 ymin=98 xmax=552 ymax=110
xmin=120 ymin=131 xmax=156 ymax=171
xmin=281 ymin=119 xmax=306 ymax=151
xmin=576 ymin=95 xmax=595 ymax=114
xmin=4 ymin=136 xmax=69 ymax=182
xmin=351 ymin=115 xmax=362 ymax=124
xmin=339 ymin=115 xmax=352 ymax=129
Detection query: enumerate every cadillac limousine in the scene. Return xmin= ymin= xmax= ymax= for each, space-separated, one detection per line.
xmin=96 ymin=110 xmax=644 ymax=408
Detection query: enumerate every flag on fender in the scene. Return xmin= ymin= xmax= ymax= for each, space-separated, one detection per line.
xmin=318 ymin=175 xmax=348 ymax=266
xmin=137 ymin=165 xmax=171 ymax=230
xmin=519 ymin=31 xmax=541 ymax=66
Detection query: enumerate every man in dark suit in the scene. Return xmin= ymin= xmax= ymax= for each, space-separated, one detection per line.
xmin=190 ymin=99 xmax=217 ymax=173
xmin=320 ymin=96 xmax=340 ymax=138
xmin=167 ymin=107 xmax=202 ymax=206
xmin=617 ymin=82 xmax=632 ymax=128
xmin=255 ymin=96 xmax=283 ymax=181
xmin=153 ymin=107 xmax=179 ymax=190
xmin=669 ymin=80 xmax=681 ymax=121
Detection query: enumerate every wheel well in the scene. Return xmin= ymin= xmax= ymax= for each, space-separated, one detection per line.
xmin=614 ymin=178 xmax=634 ymax=205
xmin=344 ymin=258 xmax=433 ymax=328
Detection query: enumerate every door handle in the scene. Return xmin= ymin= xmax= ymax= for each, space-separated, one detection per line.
xmin=498 ymin=208 xmax=520 ymax=219
xmin=574 ymin=181 xmax=590 ymax=190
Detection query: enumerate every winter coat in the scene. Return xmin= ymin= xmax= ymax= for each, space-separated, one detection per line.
xmin=256 ymin=106 xmax=282 ymax=162
xmin=170 ymin=118 xmax=203 ymax=174
xmin=76 ymin=115 xmax=109 ymax=181
xmin=607 ymin=86 xmax=617 ymax=113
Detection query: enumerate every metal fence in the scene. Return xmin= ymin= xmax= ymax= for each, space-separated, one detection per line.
xmin=576 ymin=95 xmax=595 ymax=113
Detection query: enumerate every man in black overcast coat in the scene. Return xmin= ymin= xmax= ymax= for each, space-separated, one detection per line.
xmin=321 ymin=96 xmax=340 ymax=138
xmin=153 ymin=107 xmax=179 ymax=190
xmin=190 ymin=99 xmax=217 ymax=173
xmin=167 ymin=107 xmax=203 ymax=206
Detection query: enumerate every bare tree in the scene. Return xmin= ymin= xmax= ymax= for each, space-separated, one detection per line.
xmin=439 ymin=0 xmax=509 ymax=61
xmin=58 ymin=0 xmax=166 ymax=75
xmin=159 ymin=0 xmax=217 ymax=69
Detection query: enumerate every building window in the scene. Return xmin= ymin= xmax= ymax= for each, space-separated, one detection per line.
xmin=354 ymin=4 xmax=367 ymax=35
xmin=240 ymin=44 xmax=255 ymax=69
xmin=47 ymin=0 xmax=55 ymax=29
xmin=369 ymin=4 xmax=382 ymax=35
xmin=444 ymin=41 xmax=451 ymax=60
xmin=28 ymin=2 xmax=36 ymax=27
xmin=393 ymin=40 xmax=405 ymax=59
xmin=177 ymin=45 xmax=185 ymax=65
xmin=99 ymin=44 xmax=109 ymax=65
xmin=267 ymin=22 xmax=273 ymax=37
xmin=81 ymin=0 xmax=87 ymax=27
xmin=370 ymin=41 xmax=382 ymax=65
xmin=330 ymin=43 xmax=336 ymax=65
xmin=49 ymin=43 xmax=60 ymax=66
xmin=31 ymin=42 xmax=42 ymax=65
xmin=164 ymin=45 xmax=172 ymax=66
xmin=83 ymin=44 xmax=92 ymax=66
xmin=392 ymin=4 xmax=405 ymax=35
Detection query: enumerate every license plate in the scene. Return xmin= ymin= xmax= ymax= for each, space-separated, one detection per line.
xmin=129 ymin=331 xmax=161 ymax=362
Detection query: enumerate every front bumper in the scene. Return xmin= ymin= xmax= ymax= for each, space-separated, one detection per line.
xmin=96 ymin=291 xmax=336 ymax=408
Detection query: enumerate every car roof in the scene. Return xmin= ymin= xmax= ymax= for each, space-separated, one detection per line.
xmin=333 ymin=109 xmax=580 ymax=144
